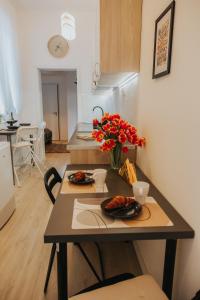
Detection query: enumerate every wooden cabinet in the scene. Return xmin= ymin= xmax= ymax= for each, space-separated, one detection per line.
xmin=100 ymin=0 xmax=142 ymax=73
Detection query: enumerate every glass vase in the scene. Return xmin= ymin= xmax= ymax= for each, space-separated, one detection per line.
xmin=110 ymin=144 xmax=122 ymax=170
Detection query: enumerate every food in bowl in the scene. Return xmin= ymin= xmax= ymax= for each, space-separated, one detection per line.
xmin=73 ymin=171 xmax=86 ymax=182
xmin=105 ymin=195 xmax=135 ymax=211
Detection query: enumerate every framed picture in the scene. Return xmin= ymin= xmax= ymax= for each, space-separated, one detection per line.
xmin=152 ymin=1 xmax=176 ymax=79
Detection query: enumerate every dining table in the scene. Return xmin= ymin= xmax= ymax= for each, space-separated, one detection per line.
xmin=44 ymin=164 xmax=194 ymax=300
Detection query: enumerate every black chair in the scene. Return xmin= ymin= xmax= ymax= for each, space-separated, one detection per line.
xmin=43 ymin=167 xmax=105 ymax=293
xmin=44 ymin=167 xmax=62 ymax=205
xmin=192 ymin=290 xmax=200 ymax=300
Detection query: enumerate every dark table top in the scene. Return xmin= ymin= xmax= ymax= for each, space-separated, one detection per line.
xmin=0 ymin=129 xmax=17 ymax=135
xmin=44 ymin=164 xmax=194 ymax=244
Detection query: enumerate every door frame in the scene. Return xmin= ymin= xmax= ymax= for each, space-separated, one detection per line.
xmin=42 ymin=82 xmax=61 ymax=141
xmin=38 ymin=68 xmax=78 ymax=142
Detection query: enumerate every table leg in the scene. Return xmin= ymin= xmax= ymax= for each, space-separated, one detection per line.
xmin=57 ymin=243 xmax=68 ymax=300
xmin=162 ymin=239 xmax=177 ymax=299
xmin=30 ymin=134 xmax=35 ymax=166
xmin=7 ymin=135 xmax=15 ymax=185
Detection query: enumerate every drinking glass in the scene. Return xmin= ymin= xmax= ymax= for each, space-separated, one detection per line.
xmin=132 ymin=181 xmax=150 ymax=205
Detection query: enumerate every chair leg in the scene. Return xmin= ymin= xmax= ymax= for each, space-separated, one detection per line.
xmin=44 ymin=243 xmax=56 ymax=293
xmin=14 ymin=167 xmax=21 ymax=187
xmin=94 ymin=242 xmax=105 ymax=280
xmin=31 ymin=151 xmax=44 ymax=176
xmin=75 ymin=243 xmax=102 ymax=283
xmin=33 ymin=151 xmax=43 ymax=166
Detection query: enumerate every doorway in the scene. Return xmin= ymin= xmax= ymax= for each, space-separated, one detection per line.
xmin=40 ymin=70 xmax=78 ymax=153
xmin=42 ymin=83 xmax=60 ymax=141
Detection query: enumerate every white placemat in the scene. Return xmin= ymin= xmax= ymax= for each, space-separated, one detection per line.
xmin=72 ymin=197 xmax=173 ymax=230
xmin=60 ymin=170 xmax=108 ymax=194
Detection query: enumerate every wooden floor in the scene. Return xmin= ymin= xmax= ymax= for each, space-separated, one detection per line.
xmin=0 ymin=153 xmax=141 ymax=300
xmin=45 ymin=143 xmax=69 ymax=154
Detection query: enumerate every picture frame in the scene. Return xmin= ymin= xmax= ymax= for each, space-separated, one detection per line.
xmin=152 ymin=1 xmax=176 ymax=79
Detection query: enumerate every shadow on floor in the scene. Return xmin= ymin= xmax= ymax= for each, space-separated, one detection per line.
xmin=45 ymin=143 xmax=69 ymax=153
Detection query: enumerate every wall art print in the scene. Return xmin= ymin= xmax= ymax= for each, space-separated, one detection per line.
xmin=152 ymin=1 xmax=176 ymax=79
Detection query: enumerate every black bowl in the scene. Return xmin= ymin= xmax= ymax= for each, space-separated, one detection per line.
xmin=7 ymin=126 xmax=19 ymax=130
xmin=68 ymin=172 xmax=94 ymax=185
xmin=7 ymin=120 xmax=18 ymax=126
xmin=101 ymin=198 xmax=142 ymax=219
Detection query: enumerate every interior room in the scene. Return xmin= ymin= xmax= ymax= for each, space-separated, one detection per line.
xmin=0 ymin=1 xmax=199 ymax=300
xmin=41 ymin=69 xmax=78 ymax=153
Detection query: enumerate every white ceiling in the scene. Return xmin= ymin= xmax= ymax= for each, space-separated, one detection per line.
xmin=9 ymin=0 xmax=97 ymax=11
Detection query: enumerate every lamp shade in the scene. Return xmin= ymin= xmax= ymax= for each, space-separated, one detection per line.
xmin=61 ymin=13 xmax=76 ymax=41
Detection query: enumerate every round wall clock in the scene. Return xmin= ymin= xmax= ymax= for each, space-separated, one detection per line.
xmin=48 ymin=35 xmax=69 ymax=58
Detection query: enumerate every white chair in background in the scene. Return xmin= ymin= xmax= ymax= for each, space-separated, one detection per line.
xmin=36 ymin=121 xmax=46 ymax=163
xmin=12 ymin=126 xmax=44 ymax=187
xmin=25 ymin=123 xmax=46 ymax=164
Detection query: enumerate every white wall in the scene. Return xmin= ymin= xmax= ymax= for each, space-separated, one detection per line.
xmin=65 ymin=71 xmax=78 ymax=139
xmin=16 ymin=5 xmax=94 ymax=124
xmin=136 ymin=1 xmax=200 ymax=299
xmin=79 ymin=89 xmax=115 ymax=122
xmin=15 ymin=1 xmax=116 ymax=125
xmin=114 ymin=76 xmax=139 ymax=125
xmin=0 ymin=0 xmax=22 ymax=117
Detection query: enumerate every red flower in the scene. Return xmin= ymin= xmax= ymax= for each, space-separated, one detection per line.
xmin=120 ymin=120 xmax=129 ymax=130
xmin=93 ymin=113 xmax=145 ymax=151
xmin=93 ymin=130 xmax=104 ymax=142
xmin=122 ymin=146 xmax=128 ymax=153
xmin=100 ymin=139 xmax=116 ymax=152
xmin=101 ymin=112 xmax=110 ymax=123
xmin=92 ymin=131 xmax=97 ymax=139
xmin=111 ymin=113 xmax=121 ymax=120
xmin=137 ymin=137 xmax=146 ymax=147
xmin=128 ymin=126 xmax=137 ymax=135
xmin=128 ymin=134 xmax=137 ymax=144
xmin=112 ymin=119 xmax=120 ymax=127
xmin=102 ymin=123 xmax=111 ymax=132
xmin=109 ymin=126 xmax=118 ymax=135
xmin=118 ymin=133 xmax=127 ymax=144
xmin=93 ymin=118 xmax=99 ymax=127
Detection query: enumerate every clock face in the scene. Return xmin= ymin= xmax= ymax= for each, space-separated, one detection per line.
xmin=48 ymin=35 xmax=69 ymax=58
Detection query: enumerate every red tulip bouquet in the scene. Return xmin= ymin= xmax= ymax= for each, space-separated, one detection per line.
xmin=92 ymin=113 xmax=145 ymax=169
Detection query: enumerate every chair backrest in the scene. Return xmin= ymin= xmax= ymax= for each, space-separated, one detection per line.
xmin=44 ymin=167 xmax=62 ymax=204
xmin=192 ymin=290 xmax=200 ymax=300
xmin=16 ymin=126 xmax=39 ymax=143
xmin=34 ymin=122 xmax=45 ymax=155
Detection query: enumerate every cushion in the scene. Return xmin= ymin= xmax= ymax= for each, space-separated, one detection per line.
xmin=69 ymin=275 xmax=168 ymax=300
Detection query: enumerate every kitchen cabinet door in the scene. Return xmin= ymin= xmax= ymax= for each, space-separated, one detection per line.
xmin=100 ymin=0 xmax=142 ymax=73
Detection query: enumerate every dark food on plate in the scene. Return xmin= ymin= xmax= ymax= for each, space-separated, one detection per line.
xmin=105 ymin=195 xmax=135 ymax=211
xmin=73 ymin=171 xmax=86 ymax=182
xmin=20 ymin=123 xmax=31 ymax=126
xmin=101 ymin=196 xmax=141 ymax=220
xmin=68 ymin=171 xmax=94 ymax=185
